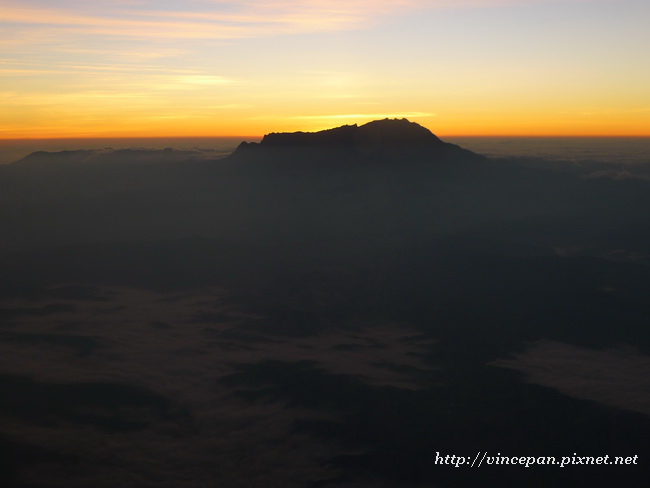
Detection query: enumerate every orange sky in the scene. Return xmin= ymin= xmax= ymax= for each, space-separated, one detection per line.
xmin=1 ymin=0 xmax=649 ymax=138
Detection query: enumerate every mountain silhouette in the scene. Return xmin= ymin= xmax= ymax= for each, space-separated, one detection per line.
xmin=261 ymin=118 xmax=442 ymax=146
xmin=231 ymin=118 xmax=481 ymax=163
xmin=2 ymin=118 xmax=650 ymax=259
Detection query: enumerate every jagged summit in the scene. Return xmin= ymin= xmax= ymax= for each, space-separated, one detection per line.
xmin=259 ymin=118 xmax=442 ymax=147
xmin=231 ymin=118 xmax=478 ymax=163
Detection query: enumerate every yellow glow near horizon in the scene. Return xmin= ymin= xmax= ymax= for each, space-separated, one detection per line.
xmin=1 ymin=0 xmax=649 ymax=138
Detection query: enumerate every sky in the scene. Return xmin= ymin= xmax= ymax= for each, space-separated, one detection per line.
xmin=1 ymin=0 xmax=649 ymax=138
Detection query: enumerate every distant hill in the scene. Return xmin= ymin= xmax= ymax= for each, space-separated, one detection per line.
xmin=12 ymin=148 xmax=209 ymax=168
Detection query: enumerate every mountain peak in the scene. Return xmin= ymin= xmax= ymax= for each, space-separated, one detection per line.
xmin=230 ymin=118 xmax=481 ymax=164
xmin=356 ymin=118 xmax=442 ymax=145
xmin=258 ymin=118 xmax=442 ymax=148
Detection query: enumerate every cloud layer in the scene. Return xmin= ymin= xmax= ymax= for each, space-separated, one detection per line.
xmin=493 ymin=340 xmax=650 ymax=416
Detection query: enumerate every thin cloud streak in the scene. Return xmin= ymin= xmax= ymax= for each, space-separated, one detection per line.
xmin=1 ymin=1 xmax=588 ymax=41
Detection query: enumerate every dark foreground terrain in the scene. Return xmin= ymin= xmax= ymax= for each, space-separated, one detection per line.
xmin=1 ymin=119 xmax=650 ymax=487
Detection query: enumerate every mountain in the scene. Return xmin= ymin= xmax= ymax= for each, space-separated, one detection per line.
xmin=1 ymin=118 xmax=649 ymax=258
xmin=230 ymin=118 xmax=482 ymax=163
xmin=260 ymin=118 xmax=442 ymax=146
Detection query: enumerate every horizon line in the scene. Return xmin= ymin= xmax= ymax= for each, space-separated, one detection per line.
xmin=2 ymin=134 xmax=650 ymax=141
